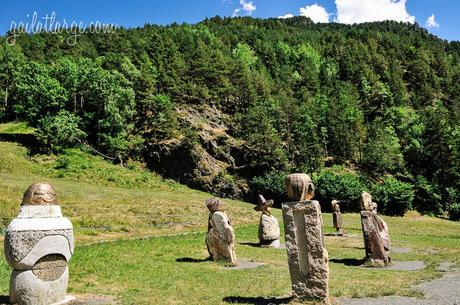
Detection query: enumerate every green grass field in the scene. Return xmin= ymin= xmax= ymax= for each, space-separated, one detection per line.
xmin=0 ymin=123 xmax=459 ymax=305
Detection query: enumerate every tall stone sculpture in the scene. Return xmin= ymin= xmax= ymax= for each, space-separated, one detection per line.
xmin=360 ymin=192 xmax=391 ymax=266
xmin=4 ymin=183 xmax=74 ymax=305
xmin=282 ymin=174 xmax=329 ymax=302
xmin=205 ymin=198 xmax=237 ymax=265
xmin=331 ymin=200 xmax=346 ymax=236
xmin=254 ymin=195 xmax=280 ymax=248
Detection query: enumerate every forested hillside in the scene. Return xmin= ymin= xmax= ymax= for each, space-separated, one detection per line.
xmin=0 ymin=17 xmax=459 ymax=218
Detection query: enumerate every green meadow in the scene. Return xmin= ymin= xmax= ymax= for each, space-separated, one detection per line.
xmin=0 ymin=134 xmax=458 ymax=304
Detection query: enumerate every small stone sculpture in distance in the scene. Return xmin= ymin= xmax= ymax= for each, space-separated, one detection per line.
xmin=331 ymin=200 xmax=346 ymax=236
xmin=254 ymin=195 xmax=280 ymax=248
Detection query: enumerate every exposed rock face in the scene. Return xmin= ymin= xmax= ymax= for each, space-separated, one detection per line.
xmin=255 ymin=195 xmax=280 ymax=248
xmin=205 ymin=198 xmax=237 ymax=265
xmin=144 ymin=105 xmax=249 ymax=199
xmin=282 ymin=174 xmax=329 ymax=302
xmin=331 ymin=200 xmax=346 ymax=236
xmin=359 ymin=192 xmax=391 ymax=266
xmin=4 ymin=183 xmax=74 ymax=305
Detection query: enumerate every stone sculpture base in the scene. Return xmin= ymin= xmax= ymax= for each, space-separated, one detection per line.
xmin=360 ymin=211 xmax=390 ymax=266
xmin=282 ymin=200 xmax=329 ymax=302
xmin=10 ymin=267 xmax=69 ymax=305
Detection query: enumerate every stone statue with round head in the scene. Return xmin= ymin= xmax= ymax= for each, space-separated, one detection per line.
xmin=285 ymin=173 xmax=315 ymax=201
xmin=4 ymin=183 xmax=74 ymax=305
xmin=205 ymin=198 xmax=237 ymax=265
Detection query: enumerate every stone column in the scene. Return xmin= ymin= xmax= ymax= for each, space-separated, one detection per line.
xmin=282 ymin=174 xmax=329 ymax=302
xmin=254 ymin=195 xmax=280 ymax=248
xmin=205 ymin=198 xmax=237 ymax=265
xmin=4 ymin=183 xmax=74 ymax=305
xmin=359 ymin=192 xmax=391 ymax=266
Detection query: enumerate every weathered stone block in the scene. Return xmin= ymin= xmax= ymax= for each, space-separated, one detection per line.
xmin=258 ymin=214 xmax=280 ymax=247
xmin=254 ymin=195 xmax=280 ymax=248
xmin=205 ymin=198 xmax=237 ymax=265
xmin=360 ymin=211 xmax=390 ymax=266
xmin=282 ymin=200 xmax=329 ymax=301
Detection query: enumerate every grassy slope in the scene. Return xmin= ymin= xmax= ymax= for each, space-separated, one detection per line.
xmin=0 ymin=123 xmax=458 ymax=304
xmin=0 ymin=140 xmax=257 ymax=242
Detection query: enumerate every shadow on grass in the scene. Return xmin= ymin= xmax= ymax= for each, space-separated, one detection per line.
xmin=176 ymin=257 xmax=211 ymax=263
xmin=0 ymin=133 xmax=43 ymax=155
xmin=223 ymin=296 xmax=292 ymax=304
xmin=330 ymin=258 xmax=365 ymax=266
xmin=239 ymin=242 xmax=261 ymax=248
xmin=0 ymin=296 xmax=10 ymax=304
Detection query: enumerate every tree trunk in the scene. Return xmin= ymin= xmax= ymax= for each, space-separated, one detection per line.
xmin=4 ymin=79 xmax=8 ymax=108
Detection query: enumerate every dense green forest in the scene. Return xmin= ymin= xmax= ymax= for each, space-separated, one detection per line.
xmin=0 ymin=17 xmax=459 ymax=219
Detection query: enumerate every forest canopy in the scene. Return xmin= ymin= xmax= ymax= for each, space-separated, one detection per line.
xmin=0 ymin=16 xmax=459 ymax=218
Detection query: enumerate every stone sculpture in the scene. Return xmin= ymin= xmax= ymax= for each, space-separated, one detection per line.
xmin=282 ymin=174 xmax=329 ymax=302
xmin=254 ymin=195 xmax=280 ymax=248
xmin=205 ymin=198 xmax=237 ymax=265
xmin=4 ymin=183 xmax=74 ymax=305
xmin=331 ymin=200 xmax=346 ymax=236
xmin=359 ymin=192 xmax=391 ymax=266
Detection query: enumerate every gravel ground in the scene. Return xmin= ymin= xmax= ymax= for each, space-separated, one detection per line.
xmin=226 ymin=260 xmax=265 ymax=270
xmin=383 ymin=260 xmax=425 ymax=271
xmin=339 ymin=266 xmax=460 ymax=305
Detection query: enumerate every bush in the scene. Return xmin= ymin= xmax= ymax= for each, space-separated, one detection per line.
xmin=313 ymin=166 xmax=367 ymax=211
xmin=447 ymin=203 xmax=460 ymax=221
xmin=251 ymin=170 xmax=288 ymax=204
xmin=413 ymin=176 xmax=443 ymax=214
xmin=372 ymin=177 xmax=414 ymax=216
xmin=35 ymin=110 xmax=86 ymax=153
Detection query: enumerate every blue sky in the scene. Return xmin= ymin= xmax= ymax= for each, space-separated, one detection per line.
xmin=1 ymin=0 xmax=458 ymax=41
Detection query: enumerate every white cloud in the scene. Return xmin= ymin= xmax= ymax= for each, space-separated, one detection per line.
xmin=278 ymin=13 xmax=294 ymax=19
xmin=299 ymin=4 xmax=331 ymax=23
xmin=425 ymin=14 xmax=439 ymax=28
xmin=233 ymin=0 xmax=256 ymax=17
xmin=335 ymin=0 xmax=415 ymax=24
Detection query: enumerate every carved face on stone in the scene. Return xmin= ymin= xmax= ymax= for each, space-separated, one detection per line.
xmin=331 ymin=200 xmax=341 ymax=212
xmin=360 ymin=192 xmax=374 ymax=211
xmin=372 ymin=201 xmax=378 ymax=214
xmin=21 ymin=183 xmax=57 ymax=206
xmin=285 ymin=173 xmax=315 ymax=201
xmin=206 ymin=198 xmax=224 ymax=212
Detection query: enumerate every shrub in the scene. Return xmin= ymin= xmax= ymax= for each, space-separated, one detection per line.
xmin=372 ymin=176 xmax=414 ymax=216
xmin=313 ymin=166 xmax=367 ymax=212
xmin=35 ymin=110 xmax=86 ymax=153
xmin=447 ymin=203 xmax=460 ymax=221
xmin=251 ymin=170 xmax=288 ymax=204
xmin=413 ymin=176 xmax=443 ymax=214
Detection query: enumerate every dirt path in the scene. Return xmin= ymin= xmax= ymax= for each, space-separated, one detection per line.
xmin=339 ymin=268 xmax=460 ymax=305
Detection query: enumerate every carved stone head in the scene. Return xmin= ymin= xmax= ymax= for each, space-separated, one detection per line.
xmin=331 ymin=200 xmax=341 ymax=213
xmin=254 ymin=194 xmax=274 ymax=215
xmin=285 ymin=173 xmax=315 ymax=201
xmin=206 ymin=198 xmax=224 ymax=213
xmin=21 ymin=183 xmax=58 ymax=206
xmin=360 ymin=192 xmax=374 ymax=211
